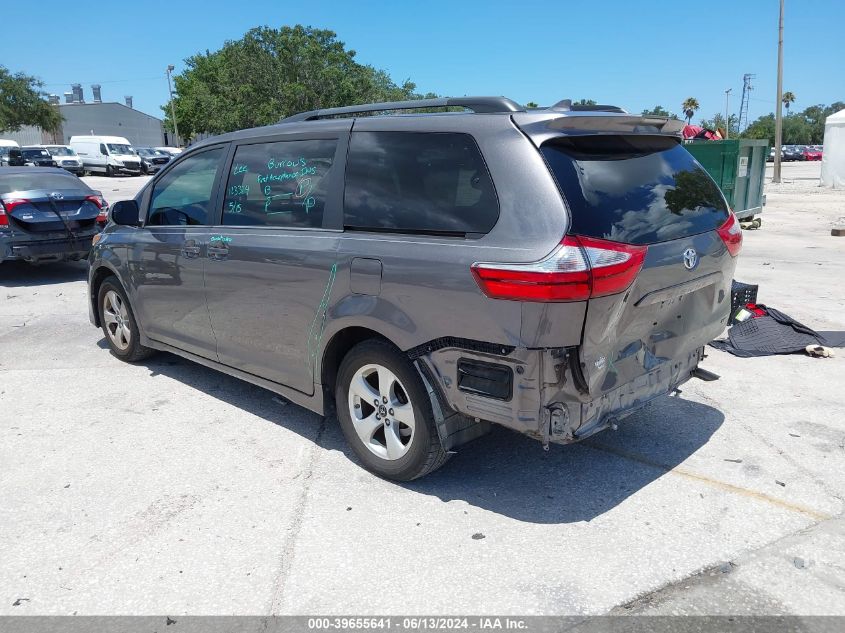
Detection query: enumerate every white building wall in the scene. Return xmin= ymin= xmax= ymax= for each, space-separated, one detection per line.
xmin=0 ymin=125 xmax=48 ymax=145
xmin=56 ymin=102 xmax=165 ymax=146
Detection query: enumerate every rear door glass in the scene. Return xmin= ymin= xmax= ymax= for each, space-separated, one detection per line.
xmin=343 ymin=131 xmax=499 ymax=235
xmin=541 ymin=136 xmax=729 ymax=245
xmin=221 ymin=138 xmax=337 ymax=228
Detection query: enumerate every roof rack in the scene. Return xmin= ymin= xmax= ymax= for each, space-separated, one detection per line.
xmin=550 ymin=99 xmax=627 ymax=114
xmin=280 ymin=96 xmax=525 ymax=122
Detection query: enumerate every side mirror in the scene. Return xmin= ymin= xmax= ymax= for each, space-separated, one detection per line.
xmin=111 ymin=200 xmax=141 ymax=227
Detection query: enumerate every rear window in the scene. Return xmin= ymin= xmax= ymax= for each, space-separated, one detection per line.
xmin=343 ymin=132 xmax=498 ymax=235
xmin=541 ymin=136 xmax=729 ymax=245
xmin=0 ymin=173 xmax=86 ymax=194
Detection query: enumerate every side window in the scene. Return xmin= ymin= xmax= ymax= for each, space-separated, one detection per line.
xmin=343 ymin=132 xmax=499 ymax=235
xmin=221 ymin=139 xmax=337 ymax=228
xmin=99 ymin=143 xmax=108 ymax=155
xmin=147 ymin=147 xmax=224 ymax=226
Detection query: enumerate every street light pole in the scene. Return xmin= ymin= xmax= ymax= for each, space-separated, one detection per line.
xmin=773 ymin=0 xmax=785 ymax=183
xmin=166 ymin=65 xmax=180 ymax=147
xmin=724 ymin=88 xmax=732 ymax=139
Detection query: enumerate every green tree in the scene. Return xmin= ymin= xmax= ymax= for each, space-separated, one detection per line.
xmin=0 ymin=66 xmax=62 ymax=133
xmin=782 ymin=115 xmax=812 ymax=144
xmin=575 ymin=99 xmax=597 ymax=106
xmin=743 ymin=113 xmax=776 ymax=143
xmin=524 ymin=101 xmax=539 ymax=108
xmin=681 ymin=97 xmax=700 ymax=124
xmin=163 ymin=25 xmax=430 ymax=138
xmin=782 ymin=91 xmax=796 ymax=114
xmin=641 ymin=105 xmax=678 ymax=119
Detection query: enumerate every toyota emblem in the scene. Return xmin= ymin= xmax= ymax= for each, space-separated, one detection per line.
xmin=50 ymin=192 xmax=64 ymax=200
xmin=683 ymin=247 xmax=699 ymax=271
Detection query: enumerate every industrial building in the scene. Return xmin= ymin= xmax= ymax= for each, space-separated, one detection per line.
xmin=1 ymin=84 xmax=179 ymax=147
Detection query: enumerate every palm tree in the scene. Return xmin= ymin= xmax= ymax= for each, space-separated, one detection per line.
xmin=782 ymin=91 xmax=796 ymax=114
xmin=681 ymin=97 xmax=700 ymax=124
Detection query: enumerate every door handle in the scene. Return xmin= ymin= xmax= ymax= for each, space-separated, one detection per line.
xmin=207 ymin=235 xmax=231 ymax=261
xmin=181 ymin=241 xmax=201 ymax=258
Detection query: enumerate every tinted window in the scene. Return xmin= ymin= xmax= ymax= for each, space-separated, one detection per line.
xmin=221 ymin=139 xmax=337 ymax=228
xmin=541 ymin=136 xmax=729 ymax=245
xmin=344 ymin=132 xmax=498 ymax=235
xmin=0 ymin=173 xmax=87 ymax=194
xmin=147 ymin=148 xmax=224 ymax=226
xmin=22 ymin=149 xmax=50 ymax=159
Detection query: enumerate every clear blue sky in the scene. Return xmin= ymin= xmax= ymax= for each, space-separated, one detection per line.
xmin=3 ymin=0 xmax=842 ymax=124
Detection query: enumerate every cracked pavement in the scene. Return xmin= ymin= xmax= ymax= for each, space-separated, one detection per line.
xmin=1 ymin=164 xmax=844 ymax=614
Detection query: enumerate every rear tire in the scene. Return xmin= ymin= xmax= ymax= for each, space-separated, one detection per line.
xmin=335 ymin=339 xmax=449 ymax=481
xmin=98 ymin=277 xmax=155 ymax=362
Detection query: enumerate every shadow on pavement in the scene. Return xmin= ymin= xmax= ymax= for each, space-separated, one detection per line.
xmin=135 ymin=348 xmax=724 ymax=525
xmin=406 ymin=396 xmax=724 ymax=523
xmin=0 ymin=260 xmax=88 ymax=287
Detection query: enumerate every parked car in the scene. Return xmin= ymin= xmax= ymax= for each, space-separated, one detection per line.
xmin=69 ymin=135 xmax=141 ymax=176
xmin=88 ymin=96 xmax=741 ymax=480
xmin=767 ymin=146 xmax=784 ymax=162
xmin=0 ymin=167 xmax=108 ymax=264
xmin=39 ymin=145 xmax=85 ymax=176
xmin=802 ymin=146 xmax=822 ymax=161
xmin=20 ymin=147 xmax=58 ymax=168
xmin=135 ymin=147 xmax=171 ymax=174
xmin=782 ymin=145 xmax=804 ymax=162
xmin=0 ymin=140 xmax=24 ymax=167
xmin=154 ymin=146 xmax=183 ymax=157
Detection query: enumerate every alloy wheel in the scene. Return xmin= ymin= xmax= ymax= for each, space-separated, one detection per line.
xmin=103 ymin=290 xmax=131 ymax=351
xmin=347 ymin=363 xmax=416 ymax=460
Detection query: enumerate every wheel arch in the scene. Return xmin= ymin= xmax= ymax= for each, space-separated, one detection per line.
xmin=319 ymin=326 xmax=397 ymax=393
xmin=89 ymin=263 xmax=123 ymax=327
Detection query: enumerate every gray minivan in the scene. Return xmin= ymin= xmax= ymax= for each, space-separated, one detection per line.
xmin=88 ymin=97 xmax=741 ymax=480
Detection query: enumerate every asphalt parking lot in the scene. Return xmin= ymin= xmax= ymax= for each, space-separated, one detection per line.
xmin=1 ymin=163 xmax=844 ymax=615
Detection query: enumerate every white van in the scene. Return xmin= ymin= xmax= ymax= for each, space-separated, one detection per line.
xmin=69 ymin=135 xmax=142 ymax=177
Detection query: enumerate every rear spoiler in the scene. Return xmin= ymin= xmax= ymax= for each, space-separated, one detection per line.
xmin=512 ymin=113 xmax=685 ymax=146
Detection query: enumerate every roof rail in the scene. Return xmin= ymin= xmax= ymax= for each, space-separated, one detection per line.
xmin=280 ymin=96 xmax=524 ymax=122
xmin=550 ymin=99 xmax=627 ymax=114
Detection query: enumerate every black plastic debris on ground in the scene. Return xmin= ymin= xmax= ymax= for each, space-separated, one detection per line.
xmin=711 ymin=304 xmax=845 ymax=358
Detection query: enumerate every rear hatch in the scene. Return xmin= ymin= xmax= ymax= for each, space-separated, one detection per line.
xmin=529 ymin=126 xmax=739 ymax=396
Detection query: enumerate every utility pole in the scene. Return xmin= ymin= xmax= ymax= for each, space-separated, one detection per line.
xmin=773 ymin=0 xmax=785 ymax=183
xmin=724 ymin=89 xmax=732 ymax=139
xmin=166 ymin=65 xmax=180 ymax=147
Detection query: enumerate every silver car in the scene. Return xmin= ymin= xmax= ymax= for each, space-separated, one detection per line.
xmin=87 ymin=96 xmax=741 ymax=480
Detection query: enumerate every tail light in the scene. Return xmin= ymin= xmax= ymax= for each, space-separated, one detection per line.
xmin=86 ymin=194 xmax=109 ymax=222
xmin=0 ymin=198 xmax=30 ymax=228
xmin=472 ymin=235 xmax=647 ymax=302
xmin=716 ymin=212 xmax=742 ymax=257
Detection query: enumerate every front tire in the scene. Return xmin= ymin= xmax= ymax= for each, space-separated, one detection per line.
xmin=98 ymin=277 xmax=154 ymax=362
xmin=335 ymin=340 xmax=449 ymax=481
xmin=105 ymin=165 xmax=113 ymax=177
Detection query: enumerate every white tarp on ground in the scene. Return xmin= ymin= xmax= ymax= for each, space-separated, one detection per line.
xmin=820 ymin=109 xmax=845 ymax=188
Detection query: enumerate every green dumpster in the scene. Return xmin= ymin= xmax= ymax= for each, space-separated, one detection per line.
xmin=684 ymin=139 xmax=769 ymax=221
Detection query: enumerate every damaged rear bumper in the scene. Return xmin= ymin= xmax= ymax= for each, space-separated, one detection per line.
xmin=414 ymin=343 xmax=705 ymax=449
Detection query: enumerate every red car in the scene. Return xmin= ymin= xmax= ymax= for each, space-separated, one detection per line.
xmin=803 ymin=146 xmax=823 ymax=161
